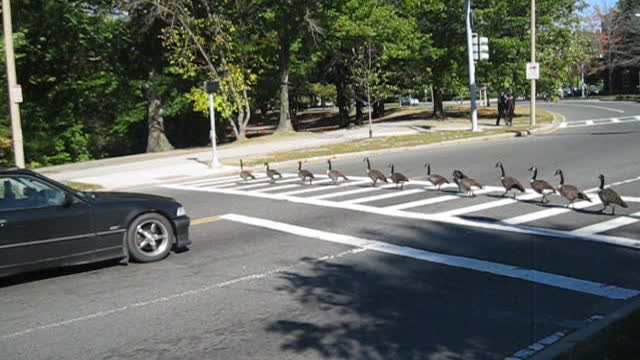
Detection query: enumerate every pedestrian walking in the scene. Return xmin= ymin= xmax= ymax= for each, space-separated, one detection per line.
xmin=496 ymin=92 xmax=508 ymax=126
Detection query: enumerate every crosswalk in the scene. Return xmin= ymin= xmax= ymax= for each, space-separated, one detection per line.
xmin=560 ymin=115 xmax=640 ymax=128
xmin=163 ymin=172 xmax=640 ymax=249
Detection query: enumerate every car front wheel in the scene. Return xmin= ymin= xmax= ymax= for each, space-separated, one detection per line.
xmin=127 ymin=213 xmax=174 ymax=263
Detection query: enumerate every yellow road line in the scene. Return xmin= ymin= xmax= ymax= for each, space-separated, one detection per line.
xmin=190 ymin=216 xmax=221 ymax=226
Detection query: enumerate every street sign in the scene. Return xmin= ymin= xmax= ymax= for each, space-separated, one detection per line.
xmin=204 ymin=80 xmax=219 ymax=94
xmin=11 ymin=84 xmax=22 ymax=103
xmin=526 ymin=62 xmax=540 ymax=80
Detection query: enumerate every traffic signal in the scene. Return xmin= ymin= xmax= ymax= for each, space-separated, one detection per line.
xmin=472 ymin=34 xmax=489 ymax=61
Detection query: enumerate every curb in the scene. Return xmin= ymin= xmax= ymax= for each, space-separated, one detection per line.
xmin=528 ymin=296 xmax=640 ymax=360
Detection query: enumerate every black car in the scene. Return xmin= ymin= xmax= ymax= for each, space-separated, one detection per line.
xmin=0 ymin=168 xmax=190 ymax=278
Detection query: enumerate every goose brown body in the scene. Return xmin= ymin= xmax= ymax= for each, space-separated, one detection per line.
xmin=453 ymin=170 xmax=483 ymax=197
xmin=327 ymin=160 xmax=348 ymax=183
xmin=528 ymin=166 xmax=555 ymax=203
xmin=264 ymin=162 xmax=282 ymax=182
xmin=239 ymin=159 xmax=255 ymax=181
xmin=364 ymin=158 xmax=388 ymax=186
xmin=496 ymin=161 xmax=525 ymax=199
xmin=425 ymin=163 xmax=449 ymax=190
xmin=298 ymin=161 xmax=314 ymax=184
xmin=555 ymin=169 xmax=591 ymax=207
xmin=598 ymin=174 xmax=627 ymax=215
xmin=389 ymin=164 xmax=409 ymax=189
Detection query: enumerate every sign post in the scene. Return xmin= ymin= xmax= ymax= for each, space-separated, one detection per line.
xmin=3 ymin=0 xmax=25 ymax=168
xmin=204 ymin=81 xmax=221 ymax=168
xmin=530 ymin=0 xmax=536 ymax=126
xmin=465 ymin=0 xmax=479 ymax=132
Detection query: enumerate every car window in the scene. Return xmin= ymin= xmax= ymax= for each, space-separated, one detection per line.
xmin=0 ymin=176 xmax=66 ymax=211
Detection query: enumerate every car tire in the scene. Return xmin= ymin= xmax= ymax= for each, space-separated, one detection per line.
xmin=126 ymin=213 xmax=174 ymax=263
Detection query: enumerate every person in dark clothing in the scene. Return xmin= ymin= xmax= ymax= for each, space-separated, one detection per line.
xmin=496 ymin=92 xmax=508 ymax=126
xmin=505 ymin=93 xmax=516 ymax=126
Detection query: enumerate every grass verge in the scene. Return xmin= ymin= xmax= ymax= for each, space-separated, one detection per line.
xmin=63 ymin=181 xmax=103 ymax=191
xmin=554 ymin=308 xmax=640 ymax=360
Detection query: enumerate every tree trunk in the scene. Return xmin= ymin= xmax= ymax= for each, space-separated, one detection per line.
xmin=355 ymin=90 xmax=364 ymax=126
xmin=276 ymin=40 xmax=293 ymax=132
xmin=144 ymin=76 xmax=173 ymax=153
xmin=432 ymin=87 xmax=445 ymax=119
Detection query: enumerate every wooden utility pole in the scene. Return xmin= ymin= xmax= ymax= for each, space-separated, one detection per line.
xmin=2 ymin=0 xmax=25 ymax=167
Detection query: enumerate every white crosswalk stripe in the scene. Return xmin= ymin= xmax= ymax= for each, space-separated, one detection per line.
xmin=571 ymin=211 xmax=640 ymax=236
xmin=281 ymin=180 xmax=371 ymax=196
xmin=255 ymin=178 xmax=334 ymax=192
xmin=439 ymin=191 xmax=540 ymax=216
xmin=309 ymin=183 xmax=396 ymax=199
xmin=503 ymin=198 xmax=602 ymax=225
xmin=225 ymin=176 xmax=300 ymax=190
xmin=387 ymin=187 xmax=499 ymax=210
xmin=344 ymin=189 xmax=425 ymax=204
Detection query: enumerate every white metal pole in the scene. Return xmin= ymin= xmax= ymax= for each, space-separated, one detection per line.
xmin=2 ymin=0 xmax=25 ymax=168
xmin=209 ymin=93 xmax=220 ymax=167
xmin=530 ymin=0 xmax=536 ymax=126
xmin=465 ymin=0 xmax=479 ymax=132
xmin=367 ymin=84 xmax=372 ymax=139
xmin=581 ymin=63 xmax=586 ymax=97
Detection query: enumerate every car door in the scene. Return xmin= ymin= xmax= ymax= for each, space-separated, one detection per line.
xmin=0 ymin=175 xmax=94 ymax=276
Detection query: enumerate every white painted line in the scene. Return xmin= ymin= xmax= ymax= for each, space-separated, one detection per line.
xmin=440 ymin=191 xmax=540 ymax=217
xmin=622 ymin=196 xmax=640 ymax=202
xmin=581 ymin=104 xmax=625 ymax=113
xmin=611 ymin=118 xmax=620 ymax=123
xmin=227 ymin=176 xmax=303 ymax=190
xmin=503 ymin=198 xmax=601 ymax=225
xmin=280 ymin=180 xmax=371 ymax=196
xmin=635 ymin=115 xmax=640 ymax=120
xmin=193 ymin=176 xmax=269 ymax=187
xmin=178 ymin=174 xmax=239 ymax=186
xmin=310 ymin=183 xmax=396 ymax=199
xmin=585 ymin=120 xmax=594 ymax=125
xmin=571 ymin=211 xmax=640 ymax=236
xmin=386 ymin=187 xmax=500 ymax=210
xmin=344 ymin=189 xmax=425 ymax=204
xmin=386 ymin=195 xmax=459 ymax=210
xmin=221 ymin=213 xmax=640 ymax=300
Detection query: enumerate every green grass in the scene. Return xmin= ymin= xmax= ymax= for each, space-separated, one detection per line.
xmin=240 ymin=127 xmax=535 ymax=166
xmin=63 ymin=181 xmax=103 ymax=191
xmin=555 ymin=308 xmax=640 ymax=360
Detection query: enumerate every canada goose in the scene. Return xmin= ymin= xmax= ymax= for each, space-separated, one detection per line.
xmin=388 ymin=164 xmax=409 ymax=189
xmin=363 ymin=157 xmax=388 ymax=186
xmin=264 ymin=162 xmax=282 ymax=183
xmin=327 ymin=159 xmax=348 ymax=184
xmin=496 ymin=161 xmax=525 ymax=199
xmin=554 ymin=169 xmax=591 ymax=208
xmin=598 ymin=174 xmax=627 ymax=215
xmin=298 ymin=161 xmax=314 ymax=185
xmin=528 ymin=166 xmax=555 ymax=204
xmin=453 ymin=170 xmax=483 ymax=197
xmin=239 ymin=159 xmax=255 ymax=181
xmin=424 ymin=163 xmax=449 ymax=190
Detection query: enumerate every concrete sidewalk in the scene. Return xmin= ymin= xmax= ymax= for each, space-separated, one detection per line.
xmin=40 ymin=117 xmax=549 ymax=190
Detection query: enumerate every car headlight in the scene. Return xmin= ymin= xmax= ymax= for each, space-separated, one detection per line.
xmin=176 ymin=206 xmax=187 ymax=217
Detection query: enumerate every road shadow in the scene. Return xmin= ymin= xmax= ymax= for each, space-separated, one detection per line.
xmin=0 ymin=260 xmax=122 ymax=288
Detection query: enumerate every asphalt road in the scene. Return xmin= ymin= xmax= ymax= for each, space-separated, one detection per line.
xmin=2 ymin=100 xmax=640 ymax=360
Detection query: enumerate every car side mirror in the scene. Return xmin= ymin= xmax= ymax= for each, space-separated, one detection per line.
xmin=63 ymin=192 xmax=75 ymax=207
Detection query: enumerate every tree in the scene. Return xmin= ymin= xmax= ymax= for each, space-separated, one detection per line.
xmin=332 ymin=0 xmax=422 ymax=128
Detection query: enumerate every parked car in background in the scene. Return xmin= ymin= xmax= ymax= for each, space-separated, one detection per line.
xmin=0 ymin=168 xmax=190 ymax=278
xmin=401 ymin=97 xmax=420 ymax=106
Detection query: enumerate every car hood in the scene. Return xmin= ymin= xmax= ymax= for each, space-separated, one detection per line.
xmin=89 ymin=191 xmax=176 ymax=203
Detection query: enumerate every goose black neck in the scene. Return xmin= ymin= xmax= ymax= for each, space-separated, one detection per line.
xmin=266 ymin=163 xmax=269 ymax=170
xmin=426 ymin=164 xmax=431 ymax=175
xmin=599 ymin=176 xmax=605 ymax=190
xmin=559 ymin=171 xmax=565 ymax=185
xmin=391 ymin=165 xmax=395 ymax=174
xmin=240 ymin=160 xmax=244 ymax=169
xmin=298 ymin=162 xmax=301 ymax=171
xmin=499 ymin=163 xmax=505 ymax=177
xmin=328 ymin=160 xmax=332 ymax=170
xmin=366 ymin=158 xmax=371 ymax=170
xmin=531 ymin=167 xmax=537 ymax=180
